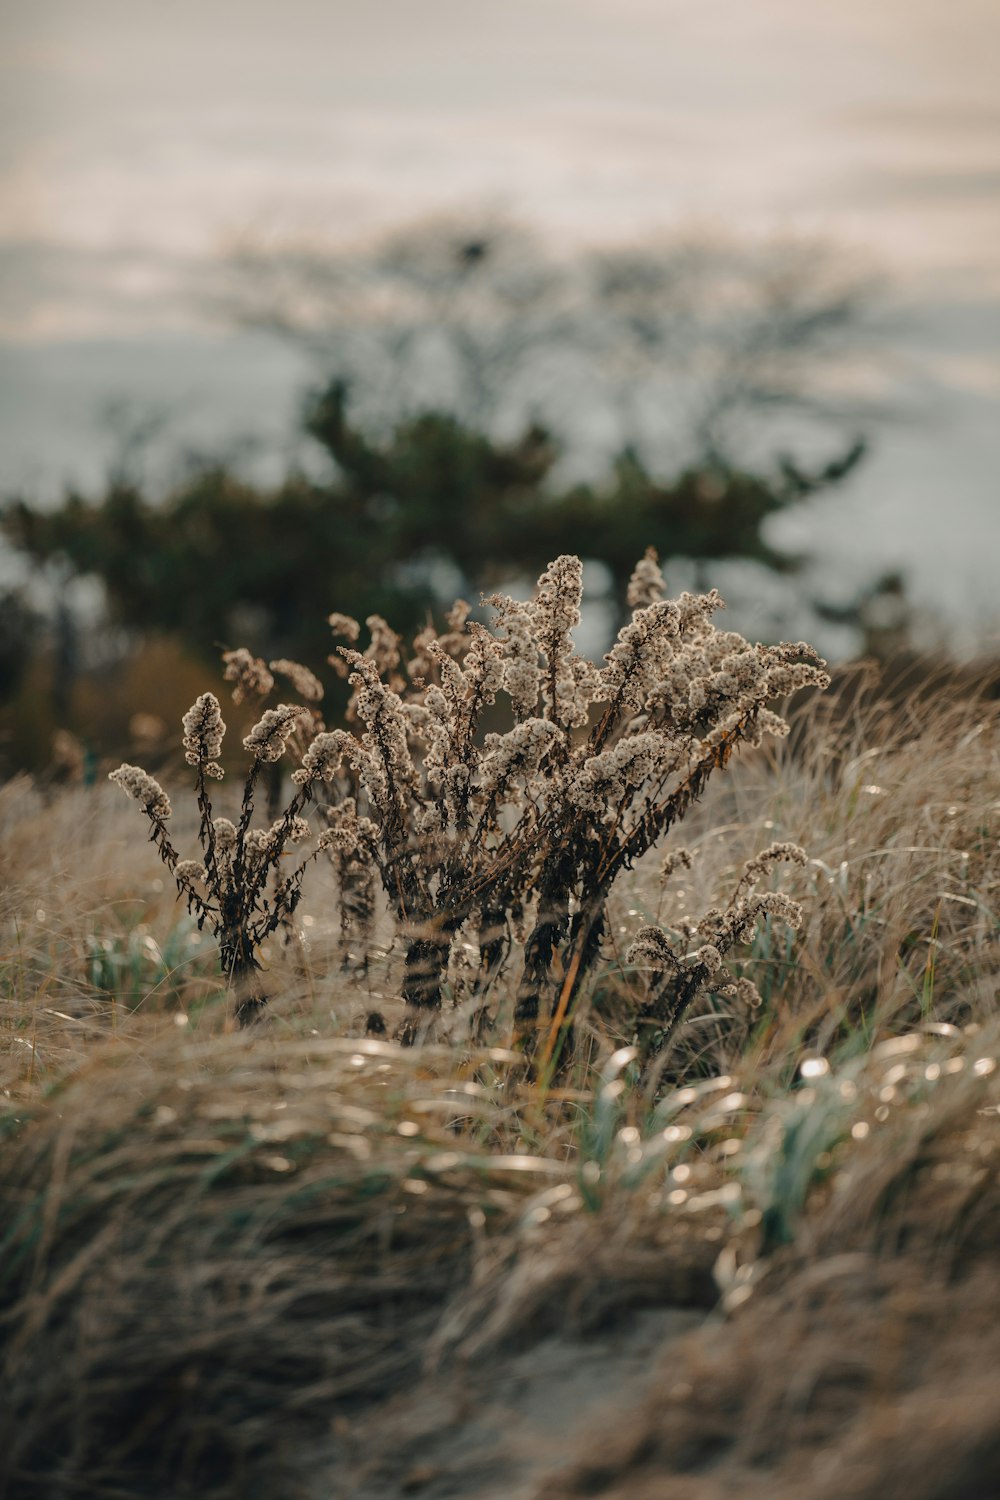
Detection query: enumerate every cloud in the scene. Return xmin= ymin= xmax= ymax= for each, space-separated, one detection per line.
xmin=845 ymin=168 xmax=1000 ymax=205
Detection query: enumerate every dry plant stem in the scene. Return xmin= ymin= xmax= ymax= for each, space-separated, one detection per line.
xmin=515 ymin=862 xmax=572 ymax=1038
xmin=193 ymin=760 xmax=256 ymax=1015
xmin=217 ymin=763 xmax=269 ymax=1019
xmin=526 ymin=713 xmax=756 ymax=1069
xmin=638 ymin=963 xmax=716 ymax=1063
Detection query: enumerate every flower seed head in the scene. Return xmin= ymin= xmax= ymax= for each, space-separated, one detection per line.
xmin=222 ymin=648 xmax=274 ymax=704
xmin=243 ymin=704 xmax=308 ymax=762
xmin=181 ymin=692 xmax=226 ymax=767
xmin=108 ymin=764 xmax=171 ymax=820
xmin=269 ymin=658 xmax=324 ymax=702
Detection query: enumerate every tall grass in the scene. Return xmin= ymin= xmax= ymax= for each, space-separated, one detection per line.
xmin=1 ymin=658 xmax=998 ymax=1498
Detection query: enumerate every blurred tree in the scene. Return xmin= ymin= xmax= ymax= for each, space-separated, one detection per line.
xmin=3 ymin=381 xmax=864 ymax=669
xmin=2 ymin=392 xmax=557 ymax=665
xmin=224 ymin=217 xmax=568 ymax=433
xmin=512 ymin=439 xmax=866 ymax=603
xmin=223 ymin=214 xmax=886 ymax=468
xmin=3 ymin=215 xmax=885 ymax=746
xmin=0 ymin=589 xmax=39 ymax=702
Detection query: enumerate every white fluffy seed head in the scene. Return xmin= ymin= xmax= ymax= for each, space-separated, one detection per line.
xmin=109 ymin=764 xmax=171 ymax=820
xmin=292 ymin=729 xmax=354 ymax=784
xmin=270 ymin=659 xmax=324 ymax=702
xmin=181 ymin=692 xmax=226 ymax=767
xmin=222 ymin=648 xmax=274 ymax=704
xmin=243 ymin=704 xmax=308 ymax=762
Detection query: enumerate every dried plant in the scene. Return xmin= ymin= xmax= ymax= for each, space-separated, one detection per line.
xmin=309 ymin=550 xmax=828 ymax=1055
xmin=110 ymin=552 xmax=828 ymax=1049
xmin=626 ymin=840 xmax=808 ymax=1062
xmin=109 ymin=686 xmax=328 ymax=1022
xmin=7 ymin=655 xmax=1000 ymax=1500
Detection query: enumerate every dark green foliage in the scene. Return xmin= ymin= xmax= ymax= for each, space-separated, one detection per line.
xmin=0 ymin=590 xmax=39 ymax=700
xmin=2 ymin=380 xmax=864 ymax=667
xmin=514 ymin=438 xmax=865 ymax=600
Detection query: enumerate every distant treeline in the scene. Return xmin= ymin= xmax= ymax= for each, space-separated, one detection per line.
xmin=3 ymin=379 xmax=866 ymax=672
xmin=1 ymin=217 xmax=889 ymax=769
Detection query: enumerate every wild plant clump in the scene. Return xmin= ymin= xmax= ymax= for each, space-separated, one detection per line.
xmin=109 ymin=684 xmax=327 ymax=1021
xmin=110 ymin=551 xmax=829 ymax=1055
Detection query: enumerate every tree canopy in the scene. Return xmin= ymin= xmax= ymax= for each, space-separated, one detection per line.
xmin=3 ymin=380 xmax=865 ymax=669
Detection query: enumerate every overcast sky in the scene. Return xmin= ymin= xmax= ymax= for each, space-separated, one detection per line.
xmin=1 ymin=0 xmax=998 ymax=642
xmin=3 ymin=0 xmax=1000 ymax=335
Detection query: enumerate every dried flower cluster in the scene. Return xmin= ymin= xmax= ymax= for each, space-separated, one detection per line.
xmin=269 ymin=659 xmax=324 ymax=702
xmin=109 ymin=764 xmax=171 ymax=821
xmin=627 ymin=841 xmax=810 ymax=1048
xmin=111 ymin=549 xmax=827 ymax=1050
xmin=242 ymin=703 xmax=310 ymax=762
xmin=109 ymin=685 xmax=332 ymax=1021
xmin=181 ymin=693 xmax=225 ymax=777
xmin=308 ymin=549 xmax=826 ymax=1050
xmin=222 ymin=648 xmax=273 ymax=704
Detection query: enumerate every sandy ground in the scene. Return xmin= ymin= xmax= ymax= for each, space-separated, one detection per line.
xmin=321 ymin=1308 xmax=703 ymax=1499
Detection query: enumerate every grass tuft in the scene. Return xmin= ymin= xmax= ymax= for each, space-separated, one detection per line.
xmin=1 ymin=664 xmax=998 ymax=1497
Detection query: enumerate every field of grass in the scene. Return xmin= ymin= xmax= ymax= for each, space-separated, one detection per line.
xmin=2 ymin=663 xmax=999 ymax=1499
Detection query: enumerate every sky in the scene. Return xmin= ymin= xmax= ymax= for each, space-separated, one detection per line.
xmin=1 ymin=0 xmax=999 ymax=642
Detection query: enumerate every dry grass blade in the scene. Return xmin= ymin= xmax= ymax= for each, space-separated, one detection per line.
xmin=0 ymin=1032 xmax=547 ymax=1498
xmin=2 ymin=633 xmax=999 ymax=1498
